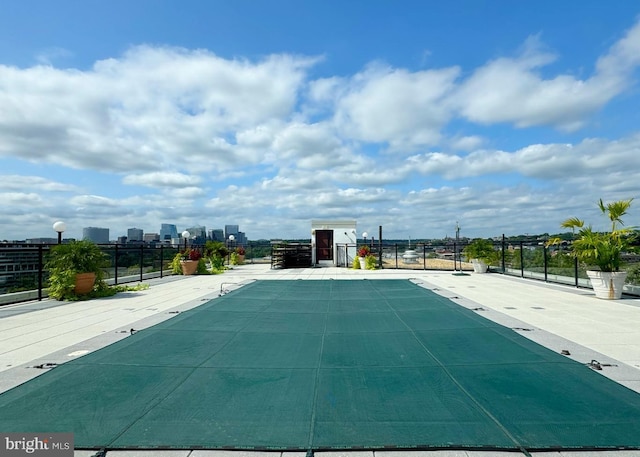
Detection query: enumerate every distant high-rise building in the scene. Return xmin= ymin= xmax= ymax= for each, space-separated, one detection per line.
xmin=209 ymin=229 xmax=224 ymax=241
xmin=224 ymin=225 xmax=248 ymax=245
xmin=160 ymin=224 xmax=178 ymax=241
xmin=225 ymin=225 xmax=239 ymax=240
xmin=186 ymin=225 xmax=207 ymax=245
xmin=143 ymin=233 xmax=160 ymax=242
xmin=83 ymin=227 xmax=109 ymax=244
xmin=127 ymin=228 xmax=143 ymax=242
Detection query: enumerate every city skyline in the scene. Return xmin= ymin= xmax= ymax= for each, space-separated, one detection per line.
xmin=1 ymin=2 xmax=640 ymax=241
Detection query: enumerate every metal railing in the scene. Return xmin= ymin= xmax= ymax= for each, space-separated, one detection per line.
xmin=0 ymin=241 xmax=276 ymax=305
xmin=338 ymin=239 xmax=640 ymax=295
xmin=1 ymin=238 xmax=638 ymax=306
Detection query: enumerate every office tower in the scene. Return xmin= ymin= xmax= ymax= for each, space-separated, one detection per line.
xmin=224 ymin=225 xmax=239 ymax=240
xmin=127 ymin=228 xmax=143 ymax=242
xmin=160 ymin=223 xmax=178 ymax=241
xmin=143 ymin=233 xmax=160 ymax=242
xmin=83 ymin=227 xmax=109 ymax=244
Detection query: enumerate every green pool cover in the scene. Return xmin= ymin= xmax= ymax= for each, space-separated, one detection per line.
xmin=1 ymin=279 xmax=640 ymax=452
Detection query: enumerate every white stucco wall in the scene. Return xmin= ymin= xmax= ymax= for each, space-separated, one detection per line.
xmin=311 ymin=220 xmax=357 ymax=265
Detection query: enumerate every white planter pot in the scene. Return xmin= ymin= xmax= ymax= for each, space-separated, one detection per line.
xmin=471 ymin=259 xmax=488 ymax=273
xmin=359 ymin=257 xmax=366 ymax=269
xmin=586 ymin=270 xmax=628 ymax=299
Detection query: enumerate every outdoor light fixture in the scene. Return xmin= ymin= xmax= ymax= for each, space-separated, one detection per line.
xmin=227 ymin=235 xmax=236 ymax=264
xmin=363 ymin=232 xmax=368 ymax=245
xmin=182 ymin=230 xmax=190 ymax=250
xmin=53 ymin=221 xmax=66 ymax=244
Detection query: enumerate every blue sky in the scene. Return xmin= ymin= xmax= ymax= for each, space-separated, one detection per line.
xmin=1 ymin=1 xmax=640 ymax=241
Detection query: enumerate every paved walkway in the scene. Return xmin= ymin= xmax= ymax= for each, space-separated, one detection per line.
xmin=2 ymin=264 xmax=640 ymax=457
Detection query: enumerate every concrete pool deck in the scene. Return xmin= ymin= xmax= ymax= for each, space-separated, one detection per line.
xmin=2 ymin=264 xmax=640 ymax=457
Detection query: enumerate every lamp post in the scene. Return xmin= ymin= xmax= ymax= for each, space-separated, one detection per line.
xmin=53 ymin=221 xmax=66 ymax=244
xmin=227 ymin=234 xmax=235 ymax=264
xmin=182 ymin=230 xmax=190 ymax=251
xmin=362 ymin=232 xmax=368 ymax=246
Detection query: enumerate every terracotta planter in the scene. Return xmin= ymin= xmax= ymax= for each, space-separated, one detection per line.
xmin=74 ymin=272 xmax=97 ymax=295
xmin=587 ymin=270 xmax=627 ymax=299
xmin=181 ymin=260 xmax=198 ymax=275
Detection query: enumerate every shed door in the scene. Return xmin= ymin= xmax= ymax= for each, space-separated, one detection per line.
xmin=316 ymin=230 xmax=333 ymax=261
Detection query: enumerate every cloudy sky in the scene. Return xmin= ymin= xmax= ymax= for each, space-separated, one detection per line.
xmin=1 ymin=1 xmax=640 ymax=241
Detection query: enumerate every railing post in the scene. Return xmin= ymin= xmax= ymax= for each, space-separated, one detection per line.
xmin=543 ymin=244 xmax=548 ymax=282
xmin=453 ymin=241 xmax=457 ymax=271
xmin=574 ymin=256 xmax=579 ymax=288
xmin=519 ymin=240 xmax=524 ymax=278
xmin=378 ymin=225 xmax=383 ymax=269
xmin=160 ymin=244 xmax=164 ymax=278
xmin=395 ymin=243 xmax=398 ymax=269
xmin=37 ymin=245 xmax=43 ymax=301
xmin=501 ymin=234 xmax=506 ymax=273
xmin=114 ymin=244 xmax=119 ymax=285
xmin=423 ymin=244 xmax=426 ymax=270
xmin=139 ymin=245 xmax=144 ymax=282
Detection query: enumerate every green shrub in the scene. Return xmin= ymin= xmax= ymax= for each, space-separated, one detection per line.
xmin=46 ymin=240 xmax=110 ymax=300
xmin=230 ymin=252 xmax=240 ymax=265
xmin=365 ymin=254 xmax=377 ymax=270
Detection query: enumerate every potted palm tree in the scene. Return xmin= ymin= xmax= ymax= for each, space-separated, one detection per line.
xmin=46 ymin=240 xmax=109 ymax=299
xmin=558 ymin=198 xmax=635 ymax=299
xmin=463 ymin=239 xmax=498 ymax=273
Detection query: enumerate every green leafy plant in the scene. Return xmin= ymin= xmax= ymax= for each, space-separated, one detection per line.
xmin=549 ymin=198 xmax=635 ymax=272
xmin=170 ymin=252 xmax=184 ymax=274
xmin=209 ymin=254 xmax=226 ymax=273
xmin=463 ymin=239 xmax=498 ymax=264
xmin=364 ymin=254 xmax=377 ymax=270
xmin=170 ymin=251 xmax=210 ymax=275
xmin=204 ymin=241 xmax=229 ymax=259
xmin=46 ymin=240 xmax=109 ymax=300
xmin=352 ymin=256 xmax=361 ymax=269
xmin=196 ymin=258 xmax=209 ymax=274
xmin=230 ymin=252 xmax=240 ymax=265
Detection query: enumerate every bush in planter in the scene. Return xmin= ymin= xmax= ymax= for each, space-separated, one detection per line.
xmin=170 ymin=249 xmax=209 ymax=275
xmin=46 ymin=240 xmax=109 ymax=300
xmin=209 ymin=254 xmax=226 ymax=273
xmin=364 ymin=254 xmax=377 ymax=270
xmin=557 ymin=199 xmax=635 ymax=272
xmin=204 ymin=241 xmax=229 ymax=260
xmin=352 ymin=256 xmax=361 ymax=269
xmin=357 ymin=245 xmax=371 ymax=258
xmin=550 ymin=198 xmax=636 ymax=299
xmin=463 ymin=239 xmax=499 ymax=264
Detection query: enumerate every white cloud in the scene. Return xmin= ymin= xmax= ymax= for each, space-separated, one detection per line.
xmin=0 ymin=175 xmax=79 ymax=192
xmin=2 ymin=18 xmax=640 ymax=241
xmin=332 ymin=64 xmax=460 ymax=149
xmin=0 ymin=46 xmax=317 ymax=173
xmin=0 ymin=192 xmax=44 ymax=206
xmin=454 ymin=21 xmax=640 ymax=131
xmin=449 ymin=135 xmax=485 ymax=151
xmin=70 ymin=194 xmax=119 ymax=207
xmin=123 ymin=172 xmax=202 ymax=188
